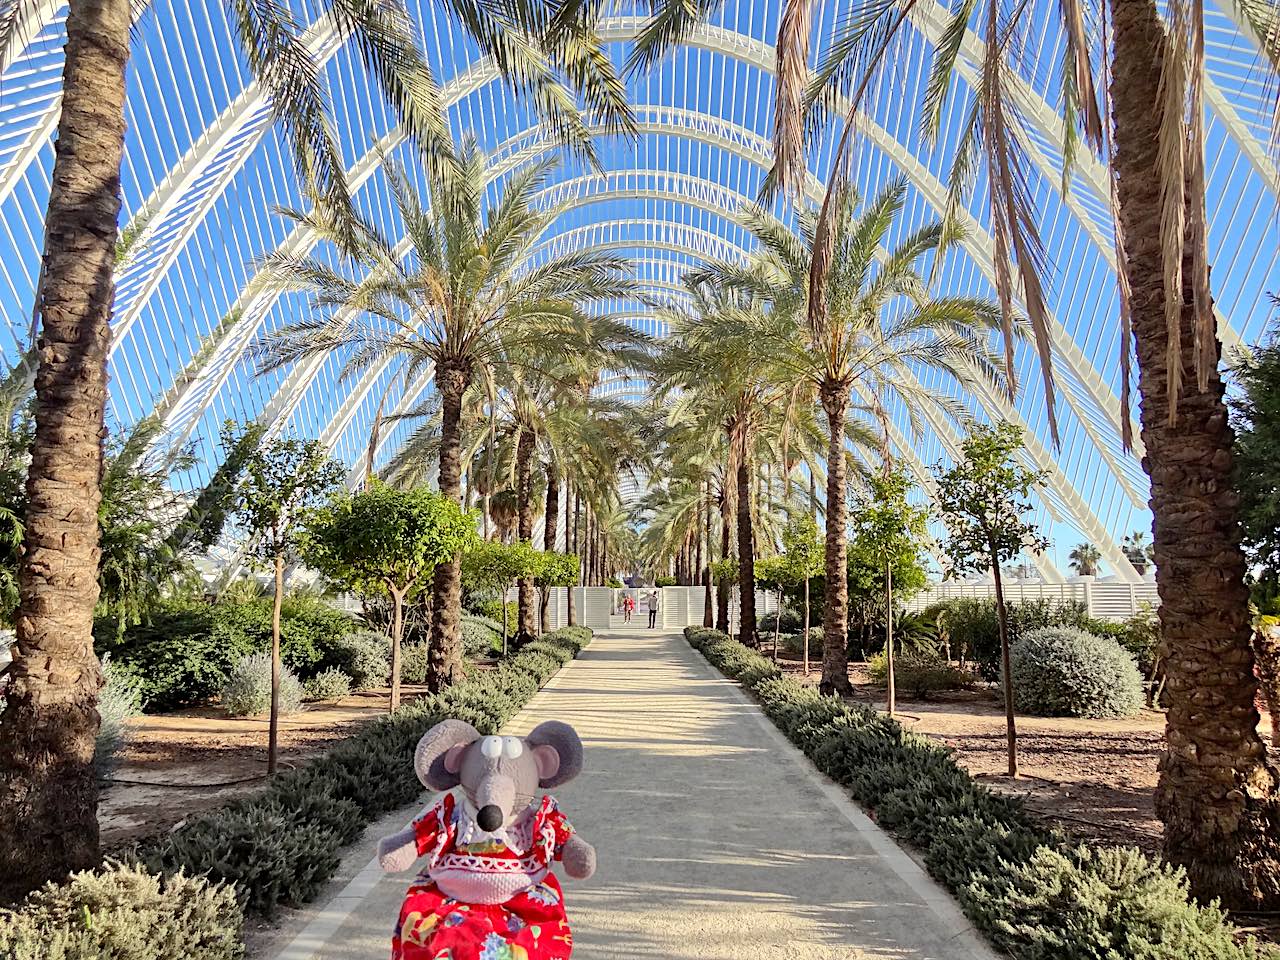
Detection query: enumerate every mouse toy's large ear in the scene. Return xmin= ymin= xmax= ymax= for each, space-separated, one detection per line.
xmin=526 ymin=720 xmax=584 ymax=788
xmin=415 ymin=719 xmax=481 ymax=790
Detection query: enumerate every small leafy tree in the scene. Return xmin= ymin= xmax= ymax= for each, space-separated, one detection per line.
xmin=754 ymin=555 xmax=795 ymax=661
xmin=536 ymin=551 xmax=579 ymax=635
xmin=934 ymin=422 xmax=1048 ymax=777
xmin=462 ymin=540 xmax=539 ymax=653
xmin=233 ymin=437 xmax=343 ymax=772
xmin=851 ymin=471 xmax=929 ymax=717
xmin=781 ymin=514 xmax=823 ymax=673
xmin=304 ymin=484 xmax=476 ymax=710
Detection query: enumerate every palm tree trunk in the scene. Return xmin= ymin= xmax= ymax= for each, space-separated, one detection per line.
xmin=566 ymin=483 xmax=577 ymax=627
xmin=269 ymin=552 xmax=284 ymax=773
xmin=819 ymin=383 xmax=853 ymax=696
xmin=515 ymin=426 xmax=536 ymax=638
xmin=716 ymin=490 xmax=731 ymax=632
xmin=735 ymin=437 xmax=758 ymax=647
xmin=427 ymin=361 xmax=470 ymax=691
xmin=0 ymin=0 xmax=131 ymax=902
xmin=703 ymin=486 xmax=714 ymax=627
xmin=540 ymin=462 xmax=559 ymax=633
xmin=992 ymin=552 xmax=1017 ymax=777
xmin=1110 ymin=0 xmax=1280 ymax=909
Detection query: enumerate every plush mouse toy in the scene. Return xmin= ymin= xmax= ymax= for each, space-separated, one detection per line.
xmin=378 ymin=718 xmax=596 ymax=960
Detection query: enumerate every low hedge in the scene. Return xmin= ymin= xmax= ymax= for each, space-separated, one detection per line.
xmin=138 ymin=626 xmax=592 ymax=919
xmin=0 ymin=861 xmax=243 ymax=960
xmin=683 ymin=625 xmax=1267 ymax=960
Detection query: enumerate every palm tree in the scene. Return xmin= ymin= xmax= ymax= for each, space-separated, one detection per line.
xmin=693 ymin=186 xmax=1005 ymax=695
xmin=1122 ymin=530 xmax=1155 ymax=576
xmin=652 ymin=283 xmax=807 ymax=646
xmin=256 ymin=140 xmax=632 ymax=689
xmin=1068 ymin=542 xmax=1102 ymax=578
xmin=775 ymin=0 xmax=1280 ymax=906
xmin=0 ymin=0 xmax=637 ymax=900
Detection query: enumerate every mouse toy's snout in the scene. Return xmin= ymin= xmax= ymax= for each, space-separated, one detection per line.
xmin=475 ymin=804 xmax=504 ymax=831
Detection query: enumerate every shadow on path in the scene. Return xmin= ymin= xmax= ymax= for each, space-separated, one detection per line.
xmin=280 ymin=629 xmax=995 ymax=960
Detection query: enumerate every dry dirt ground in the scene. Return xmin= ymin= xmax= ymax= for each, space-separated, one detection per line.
xmin=776 ymin=654 xmax=1275 ymax=857
xmin=99 ymin=686 xmax=432 ymax=850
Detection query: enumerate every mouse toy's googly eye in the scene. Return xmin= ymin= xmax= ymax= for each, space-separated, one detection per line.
xmin=502 ymin=737 xmax=524 ymax=759
xmin=479 ymin=736 xmax=503 ymax=759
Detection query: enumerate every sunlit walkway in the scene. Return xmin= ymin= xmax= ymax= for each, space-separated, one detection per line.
xmin=273 ymin=629 xmax=996 ymax=960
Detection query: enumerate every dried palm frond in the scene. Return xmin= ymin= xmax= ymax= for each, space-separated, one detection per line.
xmin=774 ymin=0 xmax=816 ymax=197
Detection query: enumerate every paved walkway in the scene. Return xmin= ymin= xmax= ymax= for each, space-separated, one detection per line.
xmin=275 ymin=628 xmax=996 ymax=960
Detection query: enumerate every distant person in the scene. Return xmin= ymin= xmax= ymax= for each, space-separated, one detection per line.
xmin=623 ymin=594 xmax=635 ymax=623
xmin=647 ymin=590 xmax=660 ymax=628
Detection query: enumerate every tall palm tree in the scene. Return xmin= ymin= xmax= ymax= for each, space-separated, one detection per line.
xmin=775 ymin=0 xmax=1280 ymax=906
xmin=1122 ymin=530 xmax=1155 ymax=576
xmin=695 ymin=185 xmax=1005 ymax=695
xmin=652 ymin=283 xmax=804 ymax=646
xmin=0 ymin=0 xmax=637 ymax=899
xmin=1068 ymin=542 xmax=1102 ymax=578
xmin=255 ymin=139 xmax=633 ymax=690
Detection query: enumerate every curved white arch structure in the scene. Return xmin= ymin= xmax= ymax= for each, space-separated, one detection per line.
xmin=0 ymin=0 xmax=1275 ymax=578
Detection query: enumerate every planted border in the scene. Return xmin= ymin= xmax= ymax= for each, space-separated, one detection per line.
xmin=138 ymin=626 xmax=592 ymax=917
xmin=0 ymin=624 xmax=594 ymax=959
xmin=684 ymin=626 xmax=1269 ymax=960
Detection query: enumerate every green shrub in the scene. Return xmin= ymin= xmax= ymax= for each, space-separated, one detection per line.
xmin=138 ymin=626 xmax=594 ymax=920
xmin=468 ymin=597 xmax=517 ymax=626
xmin=962 ymin=845 xmax=1262 ymax=960
xmin=781 ymin=627 xmax=823 ymax=655
xmin=303 ymin=668 xmax=351 ymax=702
xmin=1009 ymin=626 xmax=1144 ymax=718
xmin=684 ymin=628 xmax=1261 ymax=960
xmin=141 ymin=805 xmax=342 ymax=917
xmin=326 ymin=629 xmax=391 ymax=690
xmin=400 ymin=642 xmax=430 ymax=684
xmin=931 ymin=597 xmax=1095 ymax=680
xmin=93 ymin=603 xmax=233 ymax=711
xmin=460 ymin=615 xmax=501 ymax=658
xmin=95 ymin=654 xmax=142 ymax=775
xmin=1115 ymin=606 xmax=1160 ymax=675
xmin=0 ymin=861 xmax=243 ymax=960
xmin=866 ymin=651 xmax=974 ymax=699
xmin=219 ymin=653 xmax=304 ymax=717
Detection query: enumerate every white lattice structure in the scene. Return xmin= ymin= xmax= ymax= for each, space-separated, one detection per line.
xmin=0 ymin=0 xmax=1275 ymax=580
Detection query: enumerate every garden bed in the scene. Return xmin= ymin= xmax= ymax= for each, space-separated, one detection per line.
xmin=100 ymin=685 xmax=436 ymax=848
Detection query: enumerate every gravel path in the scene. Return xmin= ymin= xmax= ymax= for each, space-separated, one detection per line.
xmin=272 ymin=628 xmax=997 ymax=960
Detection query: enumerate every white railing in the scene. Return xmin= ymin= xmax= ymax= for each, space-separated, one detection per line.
xmin=903 ymin=577 xmax=1160 ymax=621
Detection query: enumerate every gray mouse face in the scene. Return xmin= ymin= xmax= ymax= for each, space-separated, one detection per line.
xmin=414 ymin=720 xmax=585 ymax=832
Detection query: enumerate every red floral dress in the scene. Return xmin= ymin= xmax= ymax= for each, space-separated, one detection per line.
xmin=392 ymin=793 xmax=578 ymax=960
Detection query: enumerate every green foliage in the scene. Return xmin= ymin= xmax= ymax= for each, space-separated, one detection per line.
xmin=303 ymin=668 xmax=351 ymax=702
xmin=325 ymin=629 xmax=391 ymax=690
xmin=709 ymin=556 xmax=737 ymax=585
xmin=400 ymin=642 xmax=430 ymax=684
xmin=234 ymin=437 xmax=343 ymax=569
xmin=1115 ymin=604 xmax=1160 ymax=675
xmin=963 ymin=844 xmax=1261 ymax=960
xmin=95 ymin=655 xmax=142 ymax=776
xmin=1068 ymin=542 xmax=1102 ymax=577
xmin=0 ymin=861 xmax=244 ymax=960
xmin=94 ymin=596 xmax=358 ymax=710
xmin=1009 ymin=626 xmax=1144 ymax=718
xmin=605 ymin=576 xmax=624 ymax=588
xmin=928 ymin=597 xmax=1097 ymax=681
xmin=654 ymin=575 xmax=677 ymax=587
xmin=460 ymin=615 xmax=501 ymax=659
xmin=140 ymin=627 xmax=593 ymax=918
xmin=220 ymin=653 xmax=304 ymax=718
xmin=934 ymin=423 xmax=1048 ymax=577
xmin=781 ymin=513 xmax=823 ymax=582
xmin=537 ymin=551 xmax=579 ymax=587
xmin=467 ymin=597 xmax=517 ymax=625
xmin=1230 ymin=339 xmax=1280 ymax=586
xmin=165 ymin=420 xmax=266 ymax=557
xmin=684 ymin=628 xmax=1264 ymax=960
xmin=753 ymin=554 xmax=794 ymax=593
xmin=307 ymin=484 xmax=477 ymax=600
xmin=867 ymin=651 xmax=974 ymax=698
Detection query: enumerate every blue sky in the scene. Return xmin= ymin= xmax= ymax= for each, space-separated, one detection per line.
xmin=0 ymin=0 xmax=1276 ymax=578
